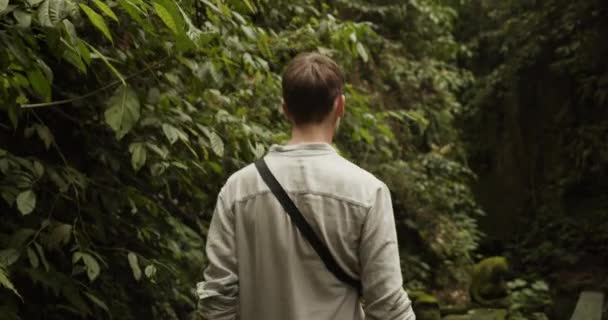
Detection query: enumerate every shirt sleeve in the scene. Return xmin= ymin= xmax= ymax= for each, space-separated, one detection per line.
xmin=360 ymin=184 xmax=416 ymax=320
xmin=197 ymin=190 xmax=239 ymax=320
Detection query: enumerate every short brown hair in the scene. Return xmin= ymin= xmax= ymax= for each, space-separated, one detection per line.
xmin=282 ymin=52 xmax=344 ymax=124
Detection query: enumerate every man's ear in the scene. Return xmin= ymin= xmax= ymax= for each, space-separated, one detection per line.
xmin=335 ymin=94 xmax=345 ymax=118
xmin=281 ymin=99 xmax=292 ymax=121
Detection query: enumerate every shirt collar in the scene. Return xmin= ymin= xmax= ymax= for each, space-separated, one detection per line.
xmin=268 ymin=142 xmax=337 ymax=156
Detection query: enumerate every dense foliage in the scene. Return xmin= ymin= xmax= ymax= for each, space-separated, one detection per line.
xmin=0 ymin=0 xmax=482 ymax=318
xmin=459 ymin=0 xmax=608 ymax=279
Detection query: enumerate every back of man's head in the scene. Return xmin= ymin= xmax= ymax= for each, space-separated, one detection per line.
xmin=282 ymin=52 xmax=344 ymax=125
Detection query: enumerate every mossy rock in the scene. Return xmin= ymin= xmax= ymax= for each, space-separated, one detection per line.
xmin=443 ymin=308 xmax=507 ymax=320
xmin=470 ymin=257 xmax=510 ymax=308
xmin=410 ymin=291 xmax=441 ymax=320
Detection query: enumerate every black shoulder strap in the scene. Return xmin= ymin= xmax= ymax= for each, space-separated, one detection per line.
xmin=255 ymin=158 xmax=362 ymax=292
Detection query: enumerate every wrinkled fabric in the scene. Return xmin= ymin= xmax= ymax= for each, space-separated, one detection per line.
xmin=197 ymin=143 xmax=415 ymax=320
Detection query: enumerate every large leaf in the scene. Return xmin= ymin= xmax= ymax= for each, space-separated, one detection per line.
xmin=127 ymin=252 xmax=141 ymax=281
xmin=35 ymin=124 xmax=54 ymax=150
xmin=47 ymin=223 xmax=72 ymax=249
xmin=356 ymin=42 xmax=369 ymax=63
xmin=84 ymin=292 xmax=110 ymax=313
xmin=129 ymin=143 xmax=147 ymax=171
xmin=152 ymin=1 xmax=178 ymax=35
xmin=104 ymin=85 xmax=140 ymax=140
xmin=79 ymin=4 xmax=112 ymax=42
xmin=13 ymin=10 xmax=32 ymax=28
xmin=92 ymin=0 xmax=118 ymax=21
xmin=0 ymin=0 xmax=9 ymax=13
xmin=73 ymin=252 xmax=100 ymax=282
xmin=207 ymin=131 xmax=224 ymax=157
xmin=144 ymin=264 xmax=156 ymax=278
xmin=38 ymin=0 xmax=67 ymax=28
xmin=34 ymin=243 xmax=50 ymax=271
xmin=162 ymin=124 xmax=179 ymax=144
xmin=0 ymin=249 xmax=20 ymax=266
xmin=117 ymin=0 xmax=151 ymax=32
xmin=16 ymin=190 xmax=36 ymax=215
xmin=0 ymin=266 xmax=21 ymax=299
xmin=27 ymin=247 xmax=39 ymax=268
xmin=27 ymin=68 xmax=51 ymax=101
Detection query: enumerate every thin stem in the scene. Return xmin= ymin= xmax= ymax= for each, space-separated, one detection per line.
xmin=20 ymin=57 xmax=170 ymax=109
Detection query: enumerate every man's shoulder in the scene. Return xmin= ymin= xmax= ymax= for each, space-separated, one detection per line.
xmin=329 ymin=155 xmax=384 ymax=186
xmin=220 ymin=155 xmax=386 ymax=207
xmin=219 ymin=162 xmax=258 ymax=201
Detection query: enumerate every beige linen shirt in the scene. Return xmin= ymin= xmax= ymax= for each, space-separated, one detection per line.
xmin=197 ymin=143 xmax=415 ymax=320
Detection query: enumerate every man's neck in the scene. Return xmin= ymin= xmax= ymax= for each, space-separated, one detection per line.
xmin=288 ymin=123 xmax=334 ymax=145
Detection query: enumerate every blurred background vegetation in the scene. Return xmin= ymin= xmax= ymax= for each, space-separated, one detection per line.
xmin=0 ymin=0 xmax=605 ymax=319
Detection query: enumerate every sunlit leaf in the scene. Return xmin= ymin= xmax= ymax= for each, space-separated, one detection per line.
xmin=0 ymin=0 xmax=8 ymax=13
xmin=207 ymin=131 xmax=224 ymax=157
xmin=104 ymin=85 xmax=140 ymax=140
xmin=35 ymin=124 xmax=54 ymax=150
xmin=129 ymin=143 xmax=147 ymax=171
xmin=162 ymin=123 xmax=179 ymax=144
xmin=83 ymin=254 xmax=100 ymax=281
xmin=38 ymin=0 xmax=67 ymax=28
xmin=153 ymin=1 xmax=178 ymax=35
xmin=356 ymin=42 xmax=368 ymax=63
xmin=16 ymin=190 xmax=36 ymax=215
xmin=0 ymin=265 xmax=21 ymax=299
xmin=92 ymin=0 xmax=118 ymax=21
xmin=144 ymin=264 xmax=156 ymax=278
xmin=79 ymin=3 xmax=113 ymax=42
xmin=127 ymin=252 xmax=142 ymax=281
xmin=13 ymin=10 xmax=32 ymax=28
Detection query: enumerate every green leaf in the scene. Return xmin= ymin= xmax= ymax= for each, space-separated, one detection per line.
xmin=243 ymin=0 xmax=256 ymax=13
xmin=34 ymin=243 xmax=50 ymax=271
xmin=117 ymin=0 xmax=149 ymax=31
xmin=207 ymin=131 xmax=224 ymax=157
xmin=27 ymin=69 xmax=51 ymax=101
xmin=16 ymin=190 xmax=36 ymax=215
xmin=144 ymin=264 xmax=156 ymax=278
xmin=104 ymin=85 xmax=140 ymax=140
xmin=79 ymin=4 xmax=112 ymax=42
xmin=0 ymin=0 xmax=8 ymax=13
xmin=356 ymin=42 xmax=369 ymax=63
xmin=47 ymin=223 xmax=72 ymax=249
xmin=0 ymin=265 xmax=21 ymax=299
xmin=84 ymin=292 xmax=110 ymax=313
xmin=127 ymin=252 xmax=141 ymax=281
xmin=92 ymin=0 xmax=118 ymax=21
xmin=129 ymin=143 xmax=147 ymax=171
xmin=146 ymin=143 xmax=169 ymax=159
xmin=27 ymin=0 xmax=44 ymax=5
xmin=27 ymin=247 xmax=39 ymax=268
xmin=73 ymin=252 xmax=100 ymax=281
xmin=13 ymin=10 xmax=32 ymax=28
xmin=162 ymin=123 xmax=179 ymax=144
xmin=62 ymin=48 xmax=87 ymax=74
xmin=33 ymin=161 xmax=44 ymax=178
xmin=82 ymin=254 xmax=100 ymax=281
xmin=35 ymin=124 xmax=54 ymax=150
xmin=153 ymin=1 xmax=178 ymax=35
xmin=0 ymin=249 xmax=20 ymax=266
xmin=38 ymin=0 xmax=67 ymax=28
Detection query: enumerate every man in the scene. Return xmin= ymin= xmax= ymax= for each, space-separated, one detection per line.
xmin=197 ymin=52 xmax=415 ymax=320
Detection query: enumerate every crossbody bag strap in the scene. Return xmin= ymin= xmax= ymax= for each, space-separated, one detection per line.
xmin=255 ymin=158 xmax=362 ymax=292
